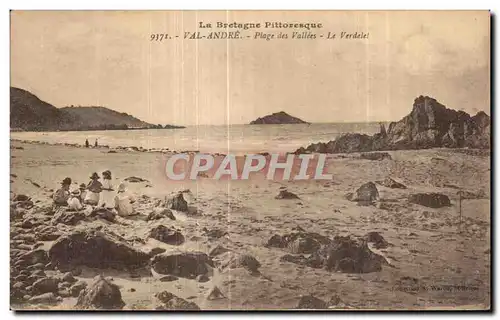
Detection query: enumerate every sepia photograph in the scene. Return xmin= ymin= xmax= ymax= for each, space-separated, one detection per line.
xmin=9 ymin=10 xmax=491 ymax=311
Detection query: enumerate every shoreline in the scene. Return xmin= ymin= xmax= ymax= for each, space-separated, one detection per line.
xmin=10 ymin=138 xmax=492 ymax=158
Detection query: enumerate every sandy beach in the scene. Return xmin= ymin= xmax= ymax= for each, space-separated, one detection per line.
xmin=9 ymin=140 xmax=490 ymax=310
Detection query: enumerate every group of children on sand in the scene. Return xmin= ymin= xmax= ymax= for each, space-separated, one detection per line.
xmin=52 ymin=170 xmax=136 ymax=217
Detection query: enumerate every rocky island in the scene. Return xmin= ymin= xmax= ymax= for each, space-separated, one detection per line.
xmin=249 ymin=111 xmax=308 ymax=125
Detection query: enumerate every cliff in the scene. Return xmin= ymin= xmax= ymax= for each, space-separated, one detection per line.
xmin=295 ymin=96 xmax=490 ymax=154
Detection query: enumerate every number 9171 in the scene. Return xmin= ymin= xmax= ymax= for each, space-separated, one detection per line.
xmin=150 ymin=34 xmax=170 ymax=41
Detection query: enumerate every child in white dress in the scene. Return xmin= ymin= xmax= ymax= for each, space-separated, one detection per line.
xmin=98 ymin=170 xmax=115 ymax=209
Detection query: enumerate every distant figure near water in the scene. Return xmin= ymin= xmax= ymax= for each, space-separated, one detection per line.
xmin=85 ymin=139 xmax=89 ymax=148
xmin=94 ymin=139 xmax=98 ymax=147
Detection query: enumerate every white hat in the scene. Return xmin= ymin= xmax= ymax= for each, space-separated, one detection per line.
xmin=118 ymin=182 xmax=127 ymax=192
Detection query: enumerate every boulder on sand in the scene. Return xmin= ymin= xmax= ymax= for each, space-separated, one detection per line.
xmin=345 ymin=182 xmax=379 ymax=204
xmin=76 ymin=275 xmax=125 ymax=310
xmin=147 ymin=208 xmax=176 ymax=221
xmin=365 ymin=232 xmax=389 ymax=249
xmin=323 ymin=236 xmax=387 ymax=273
xmin=275 ymin=190 xmax=300 ymax=200
xmin=149 ymin=225 xmax=185 ymax=245
xmin=296 ymin=295 xmax=328 ymax=309
xmin=408 ymin=193 xmax=451 ymax=208
xmin=154 ymin=291 xmax=200 ymax=310
xmin=48 ymin=228 xmax=150 ymax=270
xmin=168 ymin=192 xmax=188 ymax=212
xmin=151 ymin=252 xmax=214 ymax=279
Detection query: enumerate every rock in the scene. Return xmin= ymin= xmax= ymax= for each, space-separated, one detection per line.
xmin=295 ymin=96 xmax=490 ymax=153
xmin=17 ymin=249 xmax=49 ymax=267
xmin=266 ymin=228 xmax=331 ymax=253
xmin=275 ymin=190 xmax=300 ymax=200
xmin=288 ymin=237 xmax=321 ymax=254
xmin=58 ymin=289 xmax=71 ymax=298
xmin=228 ymin=254 xmax=261 ymax=273
xmin=409 ymin=193 xmax=451 ymax=208
xmin=28 ymin=292 xmax=61 ymax=305
xmin=365 ymin=232 xmax=389 ymax=249
xmin=296 ymin=295 xmax=328 ymax=309
xmin=76 ymin=275 xmax=125 ymax=310
xmin=62 ymin=272 xmax=77 ymax=283
xmin=13 ymin=194 xmax=30 ymax=202
xmin=89 ymin=208 xmax=116 ymax=222
xmin=346 ymin=182 xmax=379 ymax=204
xmin=149 ymin=225 xmax=185 ymax=245
xmin=207 ymin=286 xmax=226 ymax=300
xmin=376 ymin=177 xmax=407 ymax=189
xmin=151 ymin=252 xmax=214 ymax=279
xmin=154 ymin=291 xmax=200 ymax=310
xmin=70 ymin=280 xmax=88 ymax=297
xmin=202 ymin=227 xmax=228 ymax=239
xmin=124 ymin=176 xmax=149 ymax=183
xmin=48 ymin=228 xmax=150 ymax=270
xmin=249 ymin=111 xmax=308 ymax=125
xmin=323 ymin=236 xmax=387 ymax=273
xmin=11 ymin=208 xmax=26 ymax=221
xmin=209 ymin=245 xmax=230 ymax=257
xmin=169 ymin=193 xmax=188 ymax=212
xmin=359 ymin=152 xmax=392 ymax=160
xmin=196 ymin=274 xmax=210 ymax=283
xmin=148 ymin=247 xmax=167 ymax=256
xmin=147 ymin=208 xmax=176 ymax=221
xmin=51 ymin=209 xmax=86 ymax=226
xmin=159 ymin=275 xmax=179 ymax=282
xmin=32 ymin=277 xmax=60 ymax=294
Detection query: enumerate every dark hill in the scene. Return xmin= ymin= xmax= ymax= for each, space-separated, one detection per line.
xmin=250 ymin=111 xmax=308 ymax=124
xmin=10 ymin=87 xmax=184 ymax=131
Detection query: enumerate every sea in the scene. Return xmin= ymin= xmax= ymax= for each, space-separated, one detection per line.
xmin=10 ymin=123 xmax=383 ymax=155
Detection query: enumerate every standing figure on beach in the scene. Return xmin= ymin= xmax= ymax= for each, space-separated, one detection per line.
xmin=84 ymin=172 xmax=102 ymax=205
xmin=98 ymin=170 xmax=115 ymax=208
xmin=85 ymin=139 xmax=89 ymax=148
xmin=114 ymin=182 xmax=136 ymax=216
xmin=53 ymin=177 xmax=72 ymax=206
xmin=94 ymin=139 xmax=98 ymax=147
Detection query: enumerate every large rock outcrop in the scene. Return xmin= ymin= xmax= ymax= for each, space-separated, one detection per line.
xmin=295 ymin=96 xmax=490 ymax=154
xmin=48 ymin=228 xmax=150 ymax=270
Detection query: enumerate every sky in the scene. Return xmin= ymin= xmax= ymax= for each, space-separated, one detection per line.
xmin=11 ymin=11 xmax=490 ymax=126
